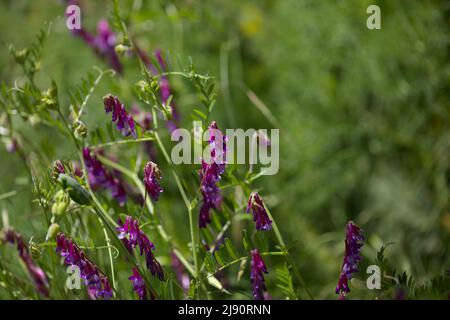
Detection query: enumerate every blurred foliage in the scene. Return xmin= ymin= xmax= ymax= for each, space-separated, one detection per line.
xmin=0 ymin=0 xmax=449 ymax=299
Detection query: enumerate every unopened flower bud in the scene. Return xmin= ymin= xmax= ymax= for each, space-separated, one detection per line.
xmin=73 ymin=121 xmax=88 ymax=140
xmin=114 ymin=44 xmax=131 ymax=56
xmin=51 ymin=190 xmax=70 ymax=217
xmin=40 ymin=81 xmax=59 ymax=110
xmin=51 ymin=160 xmax=65 ymax=182
xmin=45 ymin=223 xmax=60 ymax=241
xmin=9 ymin=45 xmax=29 ymax=65
xmin=29 ymin=240 xmax=42 ymax=260
xmin=150 ymin=80 xmax=159 ymax=92
xmin=136 ymin=80 xmax=150 ymax=92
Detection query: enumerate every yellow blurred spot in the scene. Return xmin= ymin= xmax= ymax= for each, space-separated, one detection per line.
xmin=441 ymin=213 xmax=450 ymax=232
xmin=239 ymin=5 xmax=263 ymax=37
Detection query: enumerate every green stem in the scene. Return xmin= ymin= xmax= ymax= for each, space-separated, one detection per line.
xmin=97 ymin=215 xmax=116 ymax=297
xmin=92 ymin=136 xmax=155 ymax=149
xmin=263 ymin=203 xmax=314 ymax=300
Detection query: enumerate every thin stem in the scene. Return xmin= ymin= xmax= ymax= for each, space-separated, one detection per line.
xmin=74 ymin=68 xmax=114 ymax=123
xmin=92 ymin=136 xmax=155 ymax=149
xmin=263 ymin=203 xmax=314 ymax=300
xmin=188 ymin=205 xmax=200 ymax=283
xmin=97 ymin=215 xmax=116 ymax=297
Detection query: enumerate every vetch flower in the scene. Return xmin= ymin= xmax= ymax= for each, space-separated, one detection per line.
xmin=116 ymin=215 xmax=164 ymax=281
xmin=71 ymin=20 xmax=122 ymax=73
xmin=83 ymin=147 xmax=109 ymax=189
xmin=3 ymin=229 xmax=50 ymax=297
xmin=198 ymin=121 xmax=227 ymax=228
xmin=250 ymin=249 xmax=268 ymax=300
xmin=83 ymin=147 xmax=127 ymax=206
xmin=129 ymin=267 xmax=148 ymax=300
xmin=247 ymin=192 xmax=272 ymax=231
xmin=335 ymin=221 xmax=364 ymax=297
xmin=51 ymin=160 xmax=65 ymax=182
xmin=56 ymin=233 xmax=113 ymax=299
xmin=103 ymin=94 xmax=137 ymax=138
xmin=143 ymin=161 xmax=163 ymax=201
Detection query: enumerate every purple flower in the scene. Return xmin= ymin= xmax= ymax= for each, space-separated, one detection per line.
xmin=171 ymin=252 xmax=190 ymax=292
xmin=117 ymin=216 xmax=164 ymax=281
xmin=198 ymin=121 xmax=227 ymax=228
xmin=131 ymin=105 xmax=153 ymax=131
xmin=247 ymin=192 xmax=272 ymax=231
xmin=3 ymin=229 xmax=49 ymax=297
xmin=83 ymin=147 xmax=127 ymax=206
xmin=103 ymin=94 xmax=137 ymax=138
xmin=143 ymin=161 xmax=163 ymax=201
xmin=56 ymin=233 xmax=113 ymax=300
xmin=52 ymin=160 xmax=65 ymax=174
xmin=129 ymin=267 xmax=148 ymax=300
xmin=83 ymin=147 xmax=109 ymax=188
xmin=109 ymin=176 xmax=127 ymax=206
xmin=335 ymin=221 xmax=364 ymax=297
xmin=5 ymin=138 xmax=17 ymax=153
xmin=250 ymin=249 xmax=268 ymax=300
xmin=71 ymin=19 xmax=122 ymax=73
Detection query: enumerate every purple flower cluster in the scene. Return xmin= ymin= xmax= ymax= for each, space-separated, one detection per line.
xmin=71 ymin=19 xmax=122 ymax=73
xmin=117 ymin=215 xmax=164 ymax=281
xmin=3 ymin=229 xmax=49 ymax=297
xmin=56 ymin=233 xmax=113 ymax=300
xmin=250 ymin=249 xmax=268 ymax=300
xmin=103 ymin=94 xmax=137 ymax=138
xmin=129 ymin=267 xmax=148 ymax=300
xmin=143 ymin=161 xmax=163 ymax=201
xmin=83 ymin=147 xmax=127 ymax=206
xmin=198 ymin=121 xmax=227 ymax=228
xmin=247 ymin=192 xmax=273 ymax=231
xmin=335 ymin=221 xmax=364 ymax=297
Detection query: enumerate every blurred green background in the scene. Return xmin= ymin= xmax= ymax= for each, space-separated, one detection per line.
xmin=0 ymin=0 xmax=449 ymax=299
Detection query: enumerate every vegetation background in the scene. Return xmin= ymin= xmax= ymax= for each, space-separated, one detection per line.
xmin=0 ymin=0 xmax=449 ymax=299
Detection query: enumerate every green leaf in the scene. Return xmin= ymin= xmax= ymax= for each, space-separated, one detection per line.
xmin=224 ymin=238 xmax=238 ymax=260
xmin=204 ymin=252 xmax=216 ymax=273
xmin=276 ymin=263 xmax=297 ymax=300
xmin=242 ymin=229 xmax=252 ymax=252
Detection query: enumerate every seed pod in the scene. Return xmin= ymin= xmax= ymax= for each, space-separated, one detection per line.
xmin=45 ymin=223 xmax=60 ymax=241
xmin=51 ymin=190 xmax=70 ymax=217
xmin=57 ymin=174 xmax=92 ymax=206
